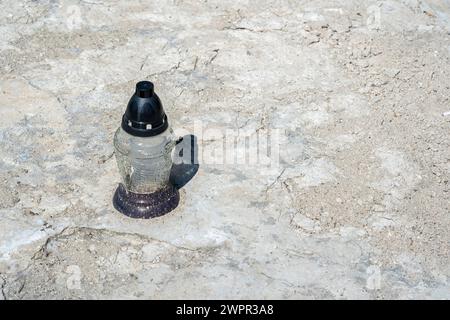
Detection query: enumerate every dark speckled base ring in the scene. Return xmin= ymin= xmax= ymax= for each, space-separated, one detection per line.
xmin=113 ymin=183 xmax=180 ymax=219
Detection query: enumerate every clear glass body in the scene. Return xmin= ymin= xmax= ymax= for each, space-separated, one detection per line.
xmin=114 ymin=127 xmax=176 ymax=194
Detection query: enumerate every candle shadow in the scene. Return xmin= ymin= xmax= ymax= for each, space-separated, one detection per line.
xmin=170 ymin=134 xmax=199 ymax=189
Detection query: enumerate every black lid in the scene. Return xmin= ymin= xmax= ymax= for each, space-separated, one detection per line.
xmin=121 ymin=81 xmax=169 ymax=137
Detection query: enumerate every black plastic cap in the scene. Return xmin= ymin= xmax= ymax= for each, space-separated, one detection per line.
xmin=121 ymin=81 xmax=169 ymax=137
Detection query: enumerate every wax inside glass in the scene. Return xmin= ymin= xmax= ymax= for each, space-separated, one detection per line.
xmin=114 ymin=127 xmax=176 ymax=194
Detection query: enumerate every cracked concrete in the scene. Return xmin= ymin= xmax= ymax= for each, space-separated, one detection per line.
xmin=0 ymin=0 xmax=449 ymax=299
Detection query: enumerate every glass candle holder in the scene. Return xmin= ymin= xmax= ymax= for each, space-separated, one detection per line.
xmin=113 ymin=81 xmax=179 ymax=218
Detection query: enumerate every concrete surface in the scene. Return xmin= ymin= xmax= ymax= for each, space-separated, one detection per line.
xmin=0 ymin=0 xmax=449 ymax=299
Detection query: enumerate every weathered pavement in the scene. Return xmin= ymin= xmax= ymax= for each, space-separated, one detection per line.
xmin=0 ymin=0 xmax=449 ymax=299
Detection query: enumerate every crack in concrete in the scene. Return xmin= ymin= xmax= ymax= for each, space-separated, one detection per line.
xmin=144 ymin=61 xmax=181 ymax=80
xmin=19 ymin=75 xmax=71 ymax=115
xmin=31 ymin=226 xmax=203 ymax=260
xmin=205 ymin=49 xmax=220 ymax=65
xmin=139 ymin=54 xmax=150 ymax=71
xmin=223 ymin=22 xmax=288 ymax=33
xmin=265 ymin=168 xmax=286 ymax=194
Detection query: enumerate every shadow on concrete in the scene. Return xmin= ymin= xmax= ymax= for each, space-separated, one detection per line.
xmin=170 ymin=134 xmax=199 ymax=189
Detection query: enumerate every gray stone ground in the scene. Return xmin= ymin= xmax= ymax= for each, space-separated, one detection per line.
xmin=0 ymin=0 xmax=449 ymax=299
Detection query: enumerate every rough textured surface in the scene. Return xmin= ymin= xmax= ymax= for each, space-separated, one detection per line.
xmin=0 ymin=0 xmax=449 ymax=299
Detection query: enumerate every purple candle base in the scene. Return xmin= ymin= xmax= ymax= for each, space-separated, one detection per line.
xmin=113 ymin=183 xmax=180 ymax=219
